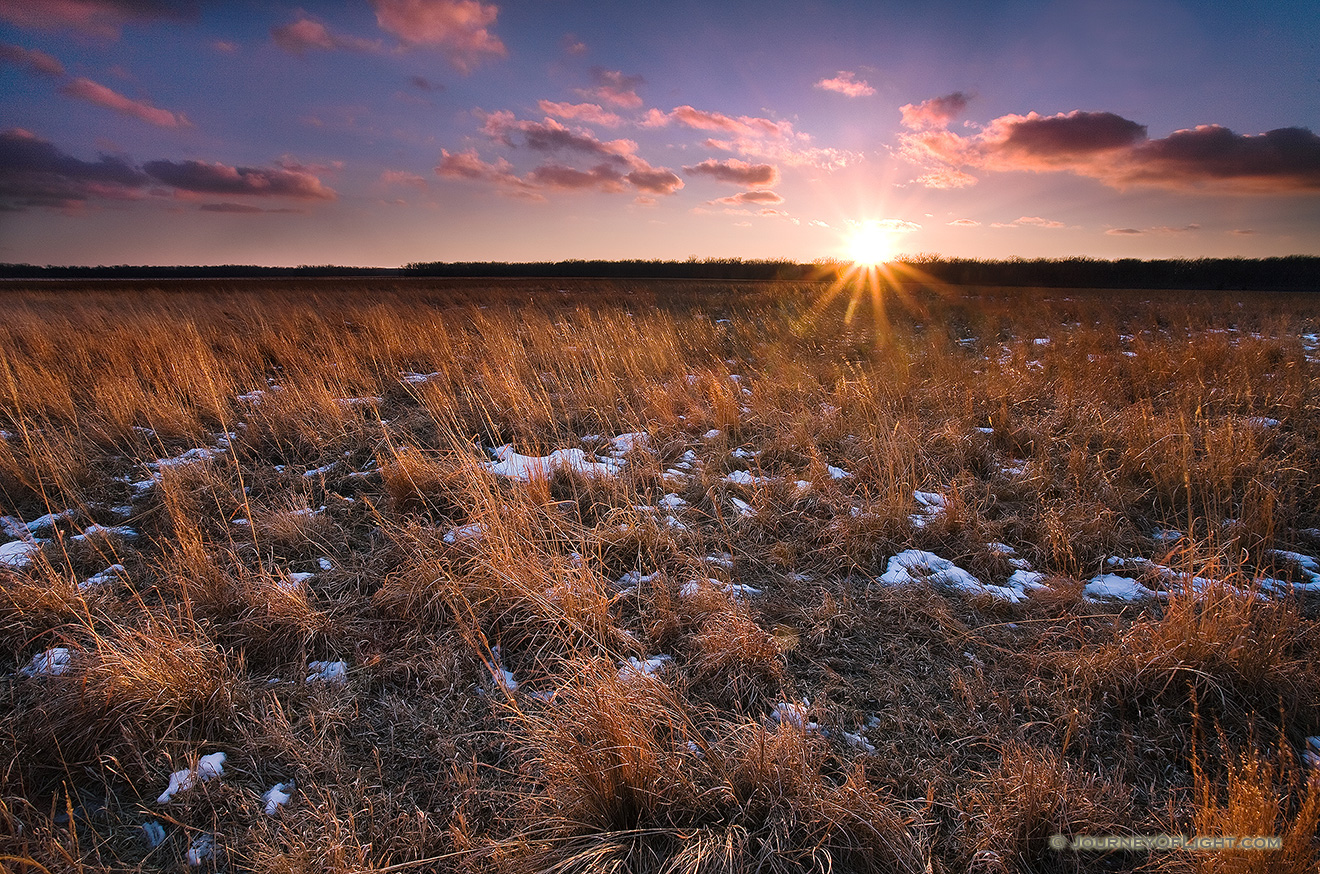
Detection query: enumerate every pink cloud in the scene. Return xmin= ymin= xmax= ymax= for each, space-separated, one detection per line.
xmin=991 ymin=216 xmax=1065 ymax=229
xmin=900 ymin=92 xmax=971 ymax=129
xmin=947 ymin=218 xmax=980 ymax=227
xmin=683 ymin=158 xmax=780 ymax=187
xmin=902 ymin=104 xmax=1320 ymax=193
xmin=711 ymin=189 xmax=783 ymax=206
xmin=529 ymin=162 xmax=626 ymax=193
xmin=59 ymin=77 xmax=189 ymax=128
xmin=815 ymin=71 xmax=875 ymax=98
xmin=142 ymin=159 xmax=336 ymax=199
xmin=199 ymin=202 xmax=304 ymax=214
xmin=626 ymin=166 xmax=683 ymax=195
xmin=0 ymin=0 xmax=194 ymax=38
xmin=1105 ymin=227 xmax=1142 ymax=235
xmin=669 ymin=106 xmax=792 ymax=139
xmin=0 ymin=42 xmax=65 ymax=77
xmin=272 ymin=15 xmax=381 ymax=55
xmin=520 ymin=118 xmax=637 ymax=160
xmin=370 ymin=0 xmax=506 ymax=73
xmin=380 ymin=169 xmax=428 ymax=188
xmin=212 ymin=40 xmax=239 ymax=54
xmin=537 ymin=100 xmax=622 ymax=127
xmin=662 ymin=106 xmax=857 ymax=169
xmin=435 ymin=147 xmax=542 ymax=199
xmin=576 ymin=68 xmax=644 ymax=108
xmin=561 ymin=33 xmax=587 ymax=56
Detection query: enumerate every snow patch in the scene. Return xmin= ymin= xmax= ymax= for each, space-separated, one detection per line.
xmin=485 ymin=444 xmax=624 ymax=482
xmin=158 ymin=752 xmax=226 ymax=803
xmin=263 ymin=782 xmax=294 ymax=816
xmin=19 ymin=647 xmax=71 ymax=678
xmin=878 ymin=550 xmax=1027 ymax=603
xmin=306 ymin=660 xmax=348 ymax=685
xmin=0 ymin=539 xmax=41 ymax=569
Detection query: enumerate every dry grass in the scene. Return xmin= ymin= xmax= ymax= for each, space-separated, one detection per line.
xmin=0 ymin=277 xmax=1318 ymax=872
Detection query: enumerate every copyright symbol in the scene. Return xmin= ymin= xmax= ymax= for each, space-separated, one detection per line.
xmin=1049 ymin=835 xmax=1069 ymax=851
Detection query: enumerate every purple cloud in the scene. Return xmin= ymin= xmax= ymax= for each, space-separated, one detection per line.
xmin=142 ymin=159 xmax=336 ymax=199
xmin=0 ymin=42 xmax=65 ymax=77
xmin=0 ymin=127 xmax=146 ymax=209
xmin=683 ymin=158 xmax=780 ymax=187
xmin=59 ymin=77 xmax=189 ymax=127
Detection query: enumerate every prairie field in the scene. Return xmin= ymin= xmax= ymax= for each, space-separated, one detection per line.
xmin=1 ymin=277 xmax=1319 ymax=873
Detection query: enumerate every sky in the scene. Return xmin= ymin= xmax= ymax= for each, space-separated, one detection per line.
xmin=1 ymin=0 xmax=1317 ymax=266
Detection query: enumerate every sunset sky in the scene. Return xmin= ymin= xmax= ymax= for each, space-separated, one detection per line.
xmin=1 ymin=0 xmax=1317 ymax=266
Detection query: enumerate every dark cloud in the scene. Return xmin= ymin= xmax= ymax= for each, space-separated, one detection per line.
xmin=0 ymin=42 xmax=65 ymax=77
xmin=683 ymin=158 xmax=780 ymax=187
xmin=999 ymin=111 xmax=1146 ymax=159
xmin=712 ymin=189 xmax=783 ymax=206
xmin=900 ymin=92 xmax=970 ymax=129
xmin=520 ymin=119 xmax=636 ymax=162
xmin=199 ymin=202 xmax=305 ymax=214
xmin=529 ymin=162 xmax=626 ymax=193
xmin=626 ymin=166 xmax=683 ymax=195
xmin=1122 ymin=125 xmax=1320 ymax=191
xmin=903 ymin=107 xmax=1320 ymax=194
xmin=0 ymin=1 xmax=197 ymax=37
xmin=409 ymin=75 xmax=444 ymax=92
xmin=143 ymin=159 xmax=337 ymax=199
xmin=0 ymin=128 xmax=146 ymax=208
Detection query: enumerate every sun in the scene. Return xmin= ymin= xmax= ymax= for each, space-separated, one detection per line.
xmin=846 ymin=222 xmax=896 ymax=266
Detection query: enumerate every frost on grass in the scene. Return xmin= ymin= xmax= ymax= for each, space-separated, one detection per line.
xmin=18 ymin=647 xmax=72 ymax=678
xmin=157 ymin=752 xmax=226 ymax=803
xmin=485 ymin=444 xmax=624 ymax=482
xmin=878 ymin=550 xmax=1028 ymax=603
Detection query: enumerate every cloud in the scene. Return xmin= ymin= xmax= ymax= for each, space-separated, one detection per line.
xmin=59 ymin=77 xmax=189 ymax=127
xmin=479 ymin=112 xmax=637 ymax=162
xmin=0 ymin=127 xmax=147 ymax=208
xmin=660 ymin=105 xmax=857 ymax=169
xmin=899 ymin=92 xmax=971 ymax=129
xmin=142 ymin=159 xmax=337 ymax=199
xmin=682 ymin=157 xmax=780 ymax=187
xmin=561 ymin=33 xmax=586 ymax=56
xmin=212 ymin=40 xmax=239 ymax=53
xmin=815 ymin=71 xmax=874 ymax=98
xmin=272 ymin=15 xmax=381 ymax=55
xmin=529 ymin=162 xmax=626 ymax=193
xmin=1230 ymin=228 xmax=1258 ymax=235
xmin=0 ymin=128 xmax=338 ymax=212
xmin=520 ymin=118 xmax=637 ymax=161
xmin=380 ymin=169 xmax=428 ymax=188
xmin=198 ymin=202 xmax=304 ymax=214
xmin=915 ymin=167 xmax=978 ymax=189
xmin=370 ymin=0 xmax=506 ymax=72
xmin=537 ymin=100 xmax=621 ymax=127
xmin=873 ymin=218 xmax=921 ymax=232
xmin=711 ymin=189 xmax=783 ymax=206
xmin=669 ymin=106 xmax=793 ymax=140
xmin=0 ymin=0 xmax=196 ymax=38
xmin=0 ymin=42 xmax=65 ymax=77
xmin=991 ymin=215 xmax=1065 ymax=229
xmin=946 ymin=218 xmax=980 ymax=227
xmin=625 ymin=166 xmax=683 ymax=195
xmin=577 ymin=68 xmax=644 ymax=108
xmin=1105 ymin=227 xmax=1142 ymax=235
xmin=903 ymin=105 xmax=1320 ymax=194
xmin=436 ymin=146 xmax=681 ymax=199
xmin=409 ymin=75 xmax=444 ymax=92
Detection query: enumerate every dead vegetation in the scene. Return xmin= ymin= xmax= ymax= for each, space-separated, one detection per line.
xmin=0 ymin=277 xmax=1318 ymax=872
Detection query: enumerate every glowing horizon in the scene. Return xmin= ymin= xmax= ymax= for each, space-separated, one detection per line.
xmin=1 ymin=1 xmax=1317 ymax=267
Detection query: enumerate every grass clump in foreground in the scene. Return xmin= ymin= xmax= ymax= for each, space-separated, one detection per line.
xmin=0 ymin=276 xmax=1318 ymax=873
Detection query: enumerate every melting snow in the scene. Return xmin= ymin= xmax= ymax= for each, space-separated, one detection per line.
xmin=878 ymin=550 xmax=1028 ymax=603
xmin=1153 ymin=528 xmax=1183 ymax=543
xmin=679 ymin=578 xmax=761 ymax=600
xmin=1084 ymin=573 xmax=1160 ymax=602
xmin=187 ymin=834 xmax=215 ymax=866
xmin=724 ymin=470 xmax=771 ymax=486
xmin=158 ymin=752 xmax=226 ymax=803
xmin=909 ymin=491 xmax=946 ymax=528
xmin=619 ymin=655 xmax=672 ymax=682
xmin=485 ymin=444 xmax=624 ymax=482
xmin=19 ymin=647 xmax=72 ymax=678
xmin=827 ymin=465 xmax=851 ymax=480
xmin=443 ymin=522 xmax=485 ymax=544
xmin=0 ymin=539 xmax=41 ymax=569
xmin=80 ymin=564 xmax=126 ymax=591
xmin=608 ymin=432 xmax=648 ymax=456
xmin=141 ymin=821 xmax=166 ymax=848
xmin=401 ymin=371 xmax=441 ymax=384
xmin=263 ymin=782 xmax=294 ymax=816
xmin=729 ymin=496 xmax=756 ymax=517
xmin=703 ymin=429 xmax=721 ymax=439
xmin=489 ymin=645 xmax=517 ymax=692
xmin=306 ymin=660 xmax=347 ymax=685
xmin=72 ymin=524 xmax=137 ymax=543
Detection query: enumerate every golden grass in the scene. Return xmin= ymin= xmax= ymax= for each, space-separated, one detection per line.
xmin=0 ymin=278 xmax=1317 ymax=871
